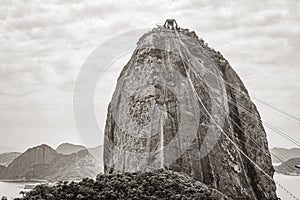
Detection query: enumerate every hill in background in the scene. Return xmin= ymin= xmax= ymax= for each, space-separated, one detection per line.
xmin=0 ymin=145 xmax=19 ymax=154
xmin=0 ymin=143 xmax=103 ymax=181
xmin=270 ymin=148 xmax=300 ymax=163
xmin=56 ymin=143 xmax=86 ymax=155
xmin=0 ymin=152 xmax=21 ymax=167
xmin=275 ymin=158 xmax=300 ymax=175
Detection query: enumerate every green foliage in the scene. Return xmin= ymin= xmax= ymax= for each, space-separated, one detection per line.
xmin=15 ymin=169 xmax=228 ymax=200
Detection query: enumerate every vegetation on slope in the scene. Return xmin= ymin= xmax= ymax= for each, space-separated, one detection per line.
xmin=14 ymin=169 xmax=229 ymax=200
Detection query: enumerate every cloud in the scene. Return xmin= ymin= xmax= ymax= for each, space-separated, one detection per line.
xmin=0 ymin=0 xmax=299 ymax=148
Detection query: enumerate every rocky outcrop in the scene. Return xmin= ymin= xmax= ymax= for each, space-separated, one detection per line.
xmin=104 ymin=27 xmax=277 ymax=199
xmin=0 ymin=144 xmax=57 ymax=179
xmin=56 ymin=142 xmax=86 ymax=155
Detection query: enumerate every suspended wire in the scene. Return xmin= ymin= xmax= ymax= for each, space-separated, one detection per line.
xmin=223 ymin=78 xmax=300 ymax=125
xmin=222 ymin=90 xmax=300 ymax=180
xmin=196 ymin=32 xmax=299 ymax=127
xmin=218 ymin=75 xmax=300 ymax=126
xmin=221 ymin=86 xmax=300 ymax=186
xmin=172 ymin=29 xmax=300 ymax=200
xmin=228 ymin=98 xmax=300 ymax=147
xmin=227 ymin=105 xmax=300 ymax=184
xmin=177 ymin=29 xmax=300 ymax=148
xmin=230 ymin=121 xmax=300 ymax=185
xmin=174 ymin=31 xmax=300 ymax=200
xmin=225 ymin=90 xmax=300 ymax=147
xmin=182 ymin=46 xmax=300 ymax=127
xmin=194 ymin=39 xmax=300 ymax=126
xmin=176 ymin=48 xmax=300 ymax=148
xmin=253 ymin=97 xmax=300 ymax=124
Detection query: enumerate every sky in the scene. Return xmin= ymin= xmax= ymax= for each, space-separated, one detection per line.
xmin=0 ymin=0 xmax=299 ymax=151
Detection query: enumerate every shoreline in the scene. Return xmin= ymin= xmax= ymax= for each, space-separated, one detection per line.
xmin=0 ymin=179 xmax=47 ymax=183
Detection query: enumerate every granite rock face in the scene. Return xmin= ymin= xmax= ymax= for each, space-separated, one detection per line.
xmin=104 ymin=28 xmax=277 ymax=199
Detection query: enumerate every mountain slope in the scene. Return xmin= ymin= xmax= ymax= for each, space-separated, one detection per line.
xmin=56 ymin=143 xmax=86 ymax=155
xmin=0 ymin=144 xmax=102 ymax=181
xmin=0 ymin=144 xmax=57 ymax=179
xmin=88 ymin=145 xmax=103 ymax=163
xmin=104 ymin=27 xmax=277 ymax=199
xmin=0 ymin=165 xmax=5 ymax=174
xmin=0 ymin=152 xmax=21 ymax=167
xmin=275 ymin=158 xmax=300 ymax=175
xmin=0 ymin=145 xmax=19 ymax=154
xmin=26 ymin=149 xmax=102 ymax=181
xmin=271 ymin=148 xmax=300 ymax=163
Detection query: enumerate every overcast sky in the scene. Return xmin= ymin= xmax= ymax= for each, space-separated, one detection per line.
xmin=0 ymin=0 xmax=299 ymax=151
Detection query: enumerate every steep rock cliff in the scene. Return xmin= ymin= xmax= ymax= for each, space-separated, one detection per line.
xmin=104 ymin=27 xmax=277 ymax=199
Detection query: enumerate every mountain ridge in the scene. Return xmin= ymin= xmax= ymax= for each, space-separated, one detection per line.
xmin=271 ymin=147 xmax=300 ymax=163
xmin=55 ymin=142 xmax=86 ymax=155
xmin=0 ymin=145 xmax=20 ymax=154
xmin=0 ymin=152 xmax=21 ymax=167
xmin=275 ymin=158 xmax=300 ymax=175
xmin=0 ymin=143 xmax=103 ymax=181
xmin=0 ymin=144 xmax=58 ymax=180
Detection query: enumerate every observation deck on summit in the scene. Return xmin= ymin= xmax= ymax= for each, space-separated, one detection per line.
xmin=163 ymin=19 xmax=179 ymax=30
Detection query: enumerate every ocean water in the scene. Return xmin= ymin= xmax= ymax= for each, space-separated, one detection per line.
xmin=274 ymin=173 xmax=300 ymax=200
xmin=0 ymin=181 xmax=36 ymax=199
xmin=0 ymin=173 xmax=299 ymax=199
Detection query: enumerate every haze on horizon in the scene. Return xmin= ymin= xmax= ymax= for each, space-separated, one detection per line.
xmin=0 ymin=0 xmax=299 ymax=152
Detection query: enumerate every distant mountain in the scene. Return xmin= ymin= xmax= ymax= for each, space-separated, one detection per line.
xmin=0 ymin=145 xmax=19 ymax=154
xmin=56 ymin=143 xmax=86 ymax=155
xmin=275 ymin=158 xmax=300 ymax=175
xmin=0 ymin=152 xmax=21 ymax=167
xmin=0 ymin=144 xmax=103 ymax=181
xmin=0 ymin=165 xmax=5 ymax=174
xmin=270 ymin=148 xmax=300 ymax=163
xmin=88 ymin=145 xmax=103 ymax=163
xmin=26 ymin=149 xmax=102 ymax=181
xmin=0 ymin=144 xmax=57 ymax=180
